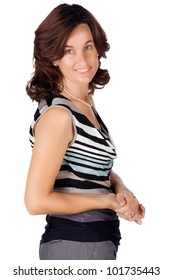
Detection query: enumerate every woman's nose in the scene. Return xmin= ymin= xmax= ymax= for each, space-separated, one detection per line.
xmin=76 ymin=51 xmax=87 ymax=65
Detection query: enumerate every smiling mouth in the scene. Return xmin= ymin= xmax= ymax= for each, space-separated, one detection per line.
xmin=75 ymin=67 xmax=91 ymax=73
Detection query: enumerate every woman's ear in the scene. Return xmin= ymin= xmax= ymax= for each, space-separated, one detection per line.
xmin=53 ymin=59 xmax=58 ymax=67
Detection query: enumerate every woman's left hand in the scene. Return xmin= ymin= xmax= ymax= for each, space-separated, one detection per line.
xmin=115 ymin=192 xmax=145 ymax=225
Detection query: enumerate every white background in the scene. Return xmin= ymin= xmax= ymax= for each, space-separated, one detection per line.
xmin=1 ymin=0 xmax=173 ymax=279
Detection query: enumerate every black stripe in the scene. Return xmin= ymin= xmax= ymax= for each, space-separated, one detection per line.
xmin=53 ymin=178 xmax=112 ymax=190
xmin=77 ymin=127 xmax=110 ymax=144
xmin=34 ymin=108 xmax=41 ymax=121
xmin=74 ymin=140 xmax=116 ymax=155
xmin=29 ymin=126 xmax=33 ymax=136
xmin=69 ymin=146 xmax=115 ymax=159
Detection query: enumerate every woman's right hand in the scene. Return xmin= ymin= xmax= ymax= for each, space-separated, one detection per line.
xmin=105 ymin=192 xmax=127 ymax=211
xmin=105 ymin=192 xmax=145 ymax=225
xmin=115 ymin=192 xmax=145 ymax=225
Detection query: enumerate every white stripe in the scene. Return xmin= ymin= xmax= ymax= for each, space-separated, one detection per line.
xmin=76 ymin=134 xmax=115 ymax=154
xmin=74 ymin=117 xmax=102 ymax=137
xmin=69 ymin=147 xmax=115 ymax=160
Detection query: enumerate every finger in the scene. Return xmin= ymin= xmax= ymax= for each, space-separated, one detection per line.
xmin=128 ymin=213 xmax=139 ymax=222
xmin=117 ymin=213 xmax=131 ymax=220
xmin=118 ymin=214 xmax=139 ymax=223
xmin=117 ymin=198 xmax=126 ymax=207
xmin=118 ymin=212 xmax=136 ymax=221
xmin=138 ymin=204 xmax=146 ymax=218
xmin=116 ymin=193 xmax=127 ymax=207
xmin=123 ymin=192 xmax=137 ymax=202
xmin=134 ymin=219 xmax=142 ymax=225
xmin=115 ymin=205 xmax=130 ymax=214
xmin=138 ymin=211 xmax=145 ymax=219
xmin=139 ymin=203 xmax=145 ymax=210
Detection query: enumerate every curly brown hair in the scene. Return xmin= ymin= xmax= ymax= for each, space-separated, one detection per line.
xmin=26 ymin=3 xmax=110 ymax=102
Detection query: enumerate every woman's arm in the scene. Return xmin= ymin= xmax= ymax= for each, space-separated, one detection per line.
xmin=110 ymin=170 xmax=145 ymax=224
xmin=24 ymin=108 xmax=121 ymax=215
xmin=110 ymin=170 xmax=134 ymax=196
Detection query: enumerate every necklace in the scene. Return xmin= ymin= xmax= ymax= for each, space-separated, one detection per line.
xmin=57 ymin=83 xmax=92 ymax=108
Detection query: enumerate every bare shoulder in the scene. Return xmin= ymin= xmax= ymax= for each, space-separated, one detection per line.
xmin=35 ymin=106 xmax=73 ymax=141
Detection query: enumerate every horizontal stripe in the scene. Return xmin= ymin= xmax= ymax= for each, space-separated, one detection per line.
xmin=68 ymin=146 xmax=115 ymax=160
xmin=50 ymin=209 xmax=118 ymax=222
xmin=53 ymin=184 xmax=112 ymax=193
xmin=75 ymin=134 xmax=114 ymax=153
xmin=60 ymin=165 xmax=110 ymax=181
xmin=74 ymin=139 xmax=115 ymax=157
xmin=64 ymin=155 xmax=112 ymax=169
xmin=57 ymin=170 xmax=111 ymax=188
xmin=76 ymin=126 xmax=109 ymax=145
xmin=61 ymin=163 xmax=111 ymax=176
xmin=62 ymin=157 xmax=112 ymax=171
xmin=74 ymin=117 xmax=102 ymax=137
xmin=65 ymin=151 xmax=112 ymax=164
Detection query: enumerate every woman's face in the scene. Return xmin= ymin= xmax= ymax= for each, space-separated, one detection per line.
xmin=54 ymin=23 xmax=99 ymax=87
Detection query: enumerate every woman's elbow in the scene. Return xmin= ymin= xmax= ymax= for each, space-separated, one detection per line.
xmin=24 ymin=195 xmax=44 ymax=215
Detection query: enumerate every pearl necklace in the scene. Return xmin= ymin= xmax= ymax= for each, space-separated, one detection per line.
xmin=57 ymin=83 xmax=92 ymax=108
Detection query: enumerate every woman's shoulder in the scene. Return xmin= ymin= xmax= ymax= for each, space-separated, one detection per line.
xmin=34 ymin=96 xmax=73 ymax=120
xmin=29 ymin=96 xmax=74 ymax=145
xmin=34 ymin=105 xmax=73 ymax=136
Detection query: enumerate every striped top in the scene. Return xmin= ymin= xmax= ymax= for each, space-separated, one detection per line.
xmin=29 ymin=95 xmax=121 ymax=247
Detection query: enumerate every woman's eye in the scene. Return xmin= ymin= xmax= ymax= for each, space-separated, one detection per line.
xmin=65 ymin=49 xmax=74 ymax=54
xmin=85 ymin=45 xmax=92 ymax=51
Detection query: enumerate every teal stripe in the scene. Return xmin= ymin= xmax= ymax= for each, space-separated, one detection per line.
xmin=64 ymin=155 xmax=112 ymax=169
xmin=62 ymin=162 xmax=110 ymax=176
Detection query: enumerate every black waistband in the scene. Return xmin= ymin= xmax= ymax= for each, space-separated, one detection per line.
xmin=40 ymin=216 xmax=121 ymax=248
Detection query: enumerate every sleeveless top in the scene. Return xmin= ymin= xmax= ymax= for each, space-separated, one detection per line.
xmin=29 ymin=95 xmax=121 ymax=247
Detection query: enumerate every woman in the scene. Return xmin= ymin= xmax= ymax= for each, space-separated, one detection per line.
xmin=25 ymin=3 xmax=145 ymax=260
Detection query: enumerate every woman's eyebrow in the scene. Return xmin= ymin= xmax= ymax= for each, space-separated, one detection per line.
xmin=64 ymin=40 xmax=94 ymax=48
